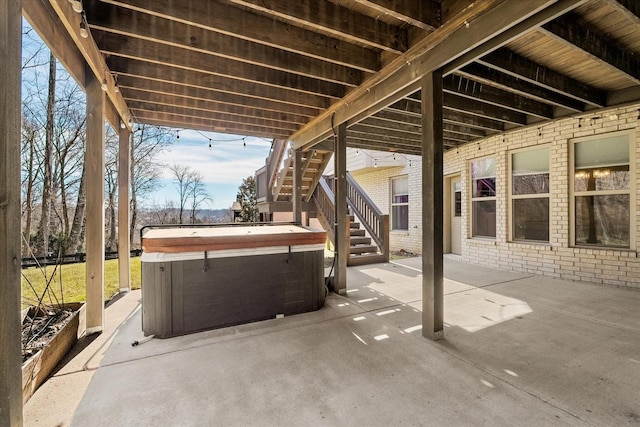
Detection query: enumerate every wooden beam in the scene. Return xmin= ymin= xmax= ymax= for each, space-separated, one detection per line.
xmin=290 ymin=0 xmax=558 ymax=150
xmin=127 ymin=101 xmax=301 ymax=132
xmin=421 ymin=70 xmax=444 ymax=341
xmin=119 ymin=84 xmax=318 ymax=122
xmin=442 ymin=110 xmax=504 ymax=132
xmin=334 ymin=122 xmax=348 ymax=295
xmin=456 ymin=63 xmax=584 ymax=112
xmin=349 ymin=122 xmax=420 ymax=144
xmin=95 ymin=30 xmax=347 ymax=98
xmin=351 ymin=0 xmax=440 ymax=30
xmin=541 ymin=14 xmax=640 ymax=85
xmin=360 ymin=116 xmax=420 ymax=135
xmin=48 ymin=0 xmax=132 ymax=130
xmin=0 ymin=3 xmax=24 ymax=424
xmin=477 ymin=48 xmax=606 ymax=107
xmin=22 ymin=0 xmax=85 ymax=87
xmin=85 ymin=71 xmax=106 ymax=334
xmin=443 ymin=0 xmax=589 ymax=73
xmin=347 ymin=139 xmax=422 ymax=155
xmin=118 ymin=128 xmax=131 ymax=293
xmin=108 ymin=58 xmax=334 ymax=107
xmin=227 ymin=0 xmax=408 ymax=53
xmin=385 ymin=99 xmax=505 ymax=132
xmin=444 ymin=93 xmax=528 ymax=125
xmin=98 ymin=0 xmax=380 ymax=72
xmin=443 ymin=74 xmax=554 ymax=119
xmin=133 ymin=111 xmax=292 ymax=138
xmin=601 ymin=0 xmax=640 ymax=25
xmin=87 ymin=6 xmax=365 ymax=86
xmin=92 ymin=27 xmax=364 ymax=87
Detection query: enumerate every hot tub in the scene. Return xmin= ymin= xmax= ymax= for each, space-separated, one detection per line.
xmin=140 ymin=224 xmax=327 ymax=338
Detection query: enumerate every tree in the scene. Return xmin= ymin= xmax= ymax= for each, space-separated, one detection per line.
xmin=188 ymin=171 xmax=211 ymax=224
xmin=236 ymin=176 xmax=258 ymax=222
xmin=129 ymin=124 xmax=173 ymax=245
xmin=170 ymin=164 xmax=211 ymax=224
xmin=170 ymin=163 xmax=191 ymax=224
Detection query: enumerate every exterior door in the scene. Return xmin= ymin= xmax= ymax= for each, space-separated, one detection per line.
xmin=450 ymin=177 xmax=462 ymax=255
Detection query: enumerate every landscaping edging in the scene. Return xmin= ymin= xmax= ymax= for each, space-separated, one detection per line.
xmin=22 ymin=302 xmax=86 ymax=403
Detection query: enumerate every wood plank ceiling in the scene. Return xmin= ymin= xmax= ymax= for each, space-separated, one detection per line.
xmin=78 ymin=0 xmax=640 ymax=155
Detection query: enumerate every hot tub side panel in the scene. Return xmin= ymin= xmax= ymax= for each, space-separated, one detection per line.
xmin=141 ymin=261 xmax=173 ymax=337
xmin=141 ymin=249 xmax=325 ymax=337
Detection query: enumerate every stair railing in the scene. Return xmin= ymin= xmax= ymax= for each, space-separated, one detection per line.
xmin=346 ymin=172 xmax=389 ymax=261
xmin=312 ymin=177 xmax=336 ymax=245
xmin=313 ymin=174 xmax=389 ymax=262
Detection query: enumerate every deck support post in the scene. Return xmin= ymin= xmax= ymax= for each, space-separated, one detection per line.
xmin=85 ymin=70 xmax=106 ymax=334
xmin=118 ymin=126 xmax=131 ymax=292
xmin=0 ymin=3 xmax=24 ymax=424
xmin=421 ymin=70 xmax=444 ymax=340
xmin=334 ymin=122 xmax=348 ymax=295
xmin=292 ymin=149 xmax=303 ymax=224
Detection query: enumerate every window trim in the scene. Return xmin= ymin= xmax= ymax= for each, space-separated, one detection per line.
xmin=390 ymin=174 xmax=409 ymax=231
xmin=569 ymin=130 xmax=635 ymax=249
xmin=508 ymin=145 xmax=551 ymax=243
xmin=470 ymin=156 xmax=497 ymax=239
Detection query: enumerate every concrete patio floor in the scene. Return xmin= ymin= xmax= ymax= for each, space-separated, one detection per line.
xmin=24 ymin=256 xmax=640 ymax=426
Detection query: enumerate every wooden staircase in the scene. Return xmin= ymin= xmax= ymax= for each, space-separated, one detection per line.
xmin=256 ymin=140 xmax=388 ymax=267
xmin=272 ymin=146 xmax=332 ymax=203
xmin=313 ymin=175 xmax=389 ymax=266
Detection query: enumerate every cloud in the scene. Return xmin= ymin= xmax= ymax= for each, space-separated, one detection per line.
xmin=156 ymin=133 xmax=273 ymax=184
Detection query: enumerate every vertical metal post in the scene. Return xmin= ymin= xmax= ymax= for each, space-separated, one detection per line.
xmin=293 ymin=149 xmax=302 ymax=224
xmin=85 ymin=70 xmax=106 ymax=334
xmin=421 ymin=70 xmax=444 ymax=340
xmin=334 ymin=122 xmax=348 ymax=295
xmin=0 ymin=3 xmax=24 ymax=424
xmin=118 ymin=127 xmax=131 ymax=292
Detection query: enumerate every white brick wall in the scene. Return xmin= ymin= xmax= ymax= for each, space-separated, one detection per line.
xmin=350 ymin=105 xmax=640 ymax=288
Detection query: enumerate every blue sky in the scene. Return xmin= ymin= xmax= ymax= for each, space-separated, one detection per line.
xmin=147 ymin=130 xmax=272 ymax=210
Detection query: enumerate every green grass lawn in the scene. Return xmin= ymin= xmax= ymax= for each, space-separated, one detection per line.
xmin=21 ymin=257 xmax=141 ymax=309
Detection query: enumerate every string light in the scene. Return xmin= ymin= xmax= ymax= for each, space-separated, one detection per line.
xmin=208 ymin=138 xmax=212 ymax=150
xmin=100 ymin=78 xmax=108 ymax=91
xmin=243 ymin=137 xmax=247 ymax=148
xmin=176 ymin=130 xmax=180 ymax=140
xmin=69 ymin=0 xmax=83 ymax=13
xmin=79 ymin=15 xmax=88 ymax=38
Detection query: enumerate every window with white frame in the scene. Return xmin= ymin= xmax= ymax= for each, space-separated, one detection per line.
xmin=572 ymin=133 xmax=632 ymax=248
xmin=471 ymin=157 xmax=496 ymax=238
xmin=510 ymin=147 xmax=550 ymax=242
xmin=391 ymin=176 xmax=408 ymax=230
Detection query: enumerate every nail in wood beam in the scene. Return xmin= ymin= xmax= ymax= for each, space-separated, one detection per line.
xmin=334 ymin=122 xmax=348 ymax=295
xmin=0 ymin=3 xmax=24 ymax=424
xmin=86 ymin=70 xmax=106 ymax=334
xmin=421 ymin=70 xmax=444 ymax=340
xmin=118 ymin=127 xmax=131 ymax=293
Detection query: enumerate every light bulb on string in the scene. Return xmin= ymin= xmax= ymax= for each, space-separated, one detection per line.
xmin=209 ymin=139 xmax=212 ymax=150
xmin=176 ymin=130 xmax=180 ymax=141
xmin=70 ymin=0 xmax=83 ymax=13
xmin=79 ymin=20 xmax=88 ymax=38
xmin=243 ymin=137 xmax=247 ymax=148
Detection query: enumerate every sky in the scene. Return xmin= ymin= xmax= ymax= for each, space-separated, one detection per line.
xmin=147 ymin=130 xmax=273 ymax=210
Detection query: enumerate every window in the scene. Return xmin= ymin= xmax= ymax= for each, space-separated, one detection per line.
xmin=454 ymin=181 xmax=462 ymax=217
xmin=471 ymin=158 xmax=496 ymax=238
xmin=391 ymin=176 xmax=408 ymax=230
xmin=572 ymin=133 xmax=632 ymax=248
xmin=510 ymin=147 xmax=550 ymax=242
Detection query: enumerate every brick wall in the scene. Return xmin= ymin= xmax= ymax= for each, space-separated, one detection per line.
xmin=351 ymin=105 xmax=640 ymax=288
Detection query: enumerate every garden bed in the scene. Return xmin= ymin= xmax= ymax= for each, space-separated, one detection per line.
xmin=21 ymin=302 xmax=85 ymax=403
